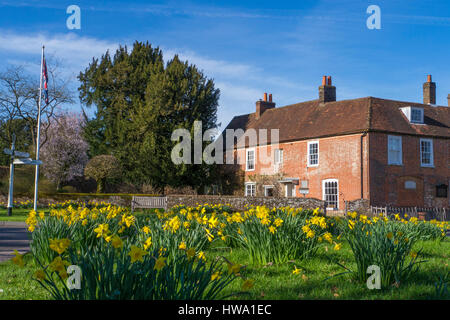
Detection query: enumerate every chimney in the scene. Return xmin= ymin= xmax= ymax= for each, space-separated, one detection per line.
xmin=423 ymin=75 xmax=436 ymax=104
xmin=255 ymin=93 xmax=275 ymax=119
xmin=448 ymin=94 xmax=450 ymax=107
xmin=319 ymin=75 xmax=336 ymax=103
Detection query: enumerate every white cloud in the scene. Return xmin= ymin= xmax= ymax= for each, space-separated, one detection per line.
xmin=163 ymin=48 xmax=260 ymax=79
xmin=0 ymin=31 xmax=309 ymax=127
xmin=0 ymin=31 xmax=120 ymax=73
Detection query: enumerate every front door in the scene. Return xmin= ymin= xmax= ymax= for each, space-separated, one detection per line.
xmin=285 ymin=184 xmax=295 ymax=197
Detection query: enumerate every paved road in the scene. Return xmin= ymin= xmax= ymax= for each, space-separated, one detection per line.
xmin=0 ymin=222 xmax=30 ymax=263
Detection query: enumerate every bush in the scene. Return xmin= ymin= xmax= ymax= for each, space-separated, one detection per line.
xmin=336 ymin=212 xmax=438 ymax=288
xmin=26 ymin=203 xmax=241 ymax=300
xmin=228 ymin=206 xmax=337 ymax=265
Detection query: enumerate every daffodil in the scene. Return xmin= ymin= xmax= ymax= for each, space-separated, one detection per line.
xmin=34 ymin=269 xmax=46 ymax=281
xmin=94 ymin=224 xmax=109 ymax=238
xmin=186 ymin=248 xmax=196 ymax=259
xmin=143 ymin=237 xmax=152 ymax=250
xmin=242 ymin=279 xmax=254 ymax=291
xmin=211 ymin=271 xmax=221 ymax=281
xmin=198 ymin=251 xmax=206 ymax=261
xmin=178 ymin=242 xmax=187 ymax=250
xmin=292 ymin=267 xmax=301 ymax=275
xmin=128 ymin=245 xmax=147 ymax=263
xmin=49 ymin=238 xmax=71 ymax=255
xmin=12 ymin=250 xmax=24 ymax=267
xmin=111 ymin=235 xmax=123 ymax=249
xmin=227 ymin=263 xmax=241 ymax=275
xmin=154 ymin=257 xmax=167 ymax=271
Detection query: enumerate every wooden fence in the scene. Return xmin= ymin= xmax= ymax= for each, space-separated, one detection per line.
xmin=370 ymin=206 xmax=449 ymax=221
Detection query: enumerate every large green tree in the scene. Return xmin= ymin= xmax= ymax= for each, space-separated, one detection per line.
xmin=78 ymin=42 xmax=220 ymax=193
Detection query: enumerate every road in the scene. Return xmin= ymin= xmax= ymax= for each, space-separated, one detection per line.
xmin=0 ymin=222 xmax=30 ymax=263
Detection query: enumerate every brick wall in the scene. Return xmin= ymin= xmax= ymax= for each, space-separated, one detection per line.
xmin=235 ymin=133 xmax=369 ymax=210
xmin=369 ymin=132 xmax=450 ymax=207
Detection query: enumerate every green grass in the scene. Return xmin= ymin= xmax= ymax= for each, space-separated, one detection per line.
xmin=215 ymin=239 xmax=450 ymax=300
xmin=1 ymin=238 xmax=448 ymax=300
xmin=0 ymin=208 xmax=155 ymax=222
xmin=0 ymin=208 xmax=33 ymax=222
xmin=0 ymin=254 xmax=51 ymax=300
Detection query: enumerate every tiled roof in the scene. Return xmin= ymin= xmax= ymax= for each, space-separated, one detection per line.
xmin=223 ymin=97 xmax=450 ymax=148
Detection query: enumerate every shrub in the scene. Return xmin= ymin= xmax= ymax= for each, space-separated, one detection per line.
xmin=27 ymin=203 xmax=241 ymax=300
xmin=228 ymin=206 xmax=336 ymax=265
xmin=337 ymin=212 xmax=424 ymax=288
xmin=35 ymin=241 xmax=239 ymax=300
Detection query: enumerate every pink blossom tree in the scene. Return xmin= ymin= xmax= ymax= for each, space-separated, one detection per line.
xmin=40 ymin=113 xmax=89 ymax=190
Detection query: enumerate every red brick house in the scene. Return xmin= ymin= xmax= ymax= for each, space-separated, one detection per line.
xmin=223 ymin=76 xmax=450 ymax=210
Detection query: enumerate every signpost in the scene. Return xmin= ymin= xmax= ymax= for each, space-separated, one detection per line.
xmin=3 ymin=134 xmax=41 ymax=216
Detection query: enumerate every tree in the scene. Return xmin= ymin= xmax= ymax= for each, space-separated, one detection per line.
xmin=79 ymin=42 xmax=219 ymax=192
xmin=0 ymin=63 xmax=74 ymax=159
xmin=40 ymin=113 xmax=89 ymax=190
xmin=0 ymin=118 xmax=32 ymax=165
xmin=84 ymin=155 xmax=121 ymax=193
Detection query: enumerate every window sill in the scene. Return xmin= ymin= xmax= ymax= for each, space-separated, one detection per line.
xmin=420 ymin=165 xmax=435 ymax=168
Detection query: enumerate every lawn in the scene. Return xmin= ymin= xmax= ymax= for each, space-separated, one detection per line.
xmin=0 ymin=208 xmax=35 ymax=222
xmin=0 ymin=208 xmax=152 ymax=222
xmin=1 ymin=203 xmax=448 ymax=300
xmin=1 ymin=238 xmax=448 ymax=300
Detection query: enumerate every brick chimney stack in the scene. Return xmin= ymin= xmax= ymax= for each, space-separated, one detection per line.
xmin=255 ymin=93 xmax=275 ymax=119
xmin=423 ymin=75 xmax=436 ymax=104
xmin=448 ymin=94 xmax=450 ymax=107
xmin=319 ymin=75 xmax=336 ymax=103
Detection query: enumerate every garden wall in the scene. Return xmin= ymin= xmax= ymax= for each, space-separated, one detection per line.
xmin=345 ymin=199 xmax=370 ymax=214
xmin=166 ymin=195 xmax=325 ymax=211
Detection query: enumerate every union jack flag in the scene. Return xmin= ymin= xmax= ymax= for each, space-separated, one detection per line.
xmin=42 ymin=54 xmax=48 ymax=105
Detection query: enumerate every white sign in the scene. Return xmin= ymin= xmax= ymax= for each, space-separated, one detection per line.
xmin=13 ymin=158 xmax=42 ymax=165
xmin=299 ymin=188 xmax=309 ymax=195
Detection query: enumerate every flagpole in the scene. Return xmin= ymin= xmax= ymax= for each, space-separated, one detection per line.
xmin=33 ymin=45 xmax=44 ymax=212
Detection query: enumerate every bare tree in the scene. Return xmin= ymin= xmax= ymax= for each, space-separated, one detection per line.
xmin=0 ymin=59 xmax=74 ymax=155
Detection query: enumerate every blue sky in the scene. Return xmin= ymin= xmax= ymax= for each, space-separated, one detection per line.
xmin=0 ymin=0 xmax=449 ymax=129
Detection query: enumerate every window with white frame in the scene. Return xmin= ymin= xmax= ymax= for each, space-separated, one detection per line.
xmin=323 ymin=179 xmax=338 ymax=209
xmin=411 ymin=108 xmax=424 ymax=123
xmin=245 ymin=183 xmax=256 ymax=197
xmin=420 ymin=139 xmax=434 ymax=167
xmin=401 ymin=106 xmax=424 ymax=124
xmin=307 ymin=141 xmax=319 ymax=166
xmin=274 ymin=149 xmax=283 ymax=166
xmin=264 ymin=185 xmax=274 ymax=197
xmin=246 ymin=148 xmax=255 ymax=171
xmin=388 ymin=135 xmax=402 ymax=165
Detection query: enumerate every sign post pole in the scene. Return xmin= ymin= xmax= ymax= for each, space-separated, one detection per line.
xmin=7 ymin=134 xmax=16 ymax=216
